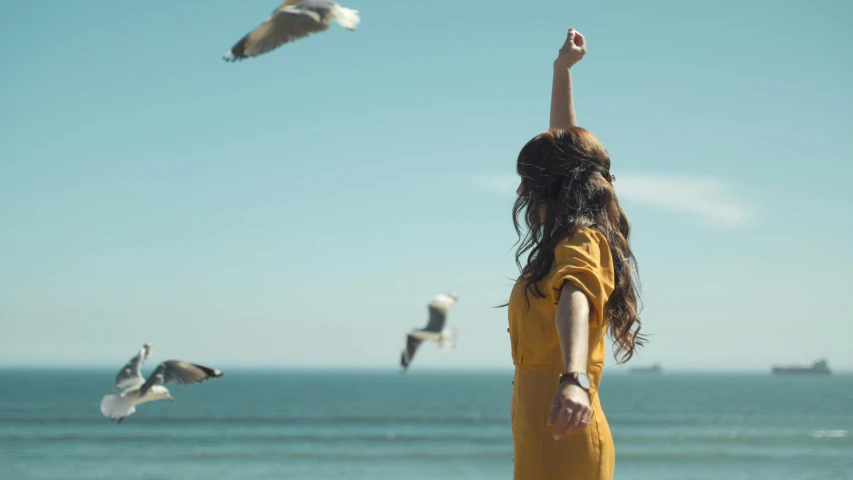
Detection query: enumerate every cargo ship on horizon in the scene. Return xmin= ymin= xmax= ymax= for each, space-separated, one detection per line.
xmin=630 ymin=364 xmax=662 ymax=374
xmin=771 ymin=358 xmax=831 ymax=375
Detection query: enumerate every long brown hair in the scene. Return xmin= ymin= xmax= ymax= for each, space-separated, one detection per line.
xmin=512 ymin=127 xmax=645 ymax=363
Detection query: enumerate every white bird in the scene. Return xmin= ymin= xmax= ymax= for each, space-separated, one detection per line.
xmin=400 ymin=293 xmax=459 ymax=371
xmin=100 ymin=343 xmax=223 ymax=423
xmin=223 ymin=0 xmax=361 ymax=62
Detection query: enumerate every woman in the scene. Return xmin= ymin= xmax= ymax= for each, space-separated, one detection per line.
xmin=508 ymin=28 xmax=645 ymax=480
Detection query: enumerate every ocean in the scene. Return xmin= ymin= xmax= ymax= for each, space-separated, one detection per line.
xmin=1 ymin=370 xmax=851 ymax=480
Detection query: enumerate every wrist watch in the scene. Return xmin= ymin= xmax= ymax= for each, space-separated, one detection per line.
xmin=558 ymin=372 xmax=591 ymax=391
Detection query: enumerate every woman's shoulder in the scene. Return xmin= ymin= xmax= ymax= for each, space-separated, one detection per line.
xmin=553 ymin=227 xmax=613 ymax=276
xmin=547 ymin=226 xmax=616 ymax=304
xmin=557 ymin=226 xmax=609 ymax=252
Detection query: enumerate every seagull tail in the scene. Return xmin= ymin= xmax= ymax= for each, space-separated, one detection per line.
xmin=100 ymin=394 xmax=136 ymax=421
xmin=438 ymin=326 xmax=458 ymax=350
xmin=332 ymin=5 xmax=360 ymax=30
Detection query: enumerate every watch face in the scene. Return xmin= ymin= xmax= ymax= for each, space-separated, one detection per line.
xmin=559 ymin=373 xmax=591 ymax=390
xmin=577 ymin=373 xmax=591 ymax=389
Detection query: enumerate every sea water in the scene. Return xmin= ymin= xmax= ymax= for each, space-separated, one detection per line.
xmin=1 ymin=370 xmax=851 ymax=480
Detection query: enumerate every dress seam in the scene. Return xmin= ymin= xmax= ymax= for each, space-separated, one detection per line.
xmin=592 ymin=395 xmax=604 ymax=480
xmin=539 ymin=401 xmax=548 ymax=479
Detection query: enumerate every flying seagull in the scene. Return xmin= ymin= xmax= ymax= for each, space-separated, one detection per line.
xmin=100 ymin=343 xmax=223 ymax=423
xmin=223 ymin=0 xmax=361 ymax=62
xmin=400 ymin=293 xmax=459 ymax=370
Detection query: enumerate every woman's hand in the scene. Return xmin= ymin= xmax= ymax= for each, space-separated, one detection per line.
xmin=547 ymin=382 xmax=592 ymax=440
xmin=555 ymin=28 xmax=587 ymax=69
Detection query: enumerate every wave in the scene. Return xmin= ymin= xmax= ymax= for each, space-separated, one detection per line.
xmin=0 ymin=414 xmax=509 ymax=427
xmin=2 ymin=431 xmax=511 ymax=446
xmin=614 ymin=429 xmax=852 ymax=442
xmin=6 ymin=448 xmax=849 ymax=464
xmin=8 ymin=430 xmax=849 ymax=448
xmin=4 ymin=448 xmax=514 ymax=462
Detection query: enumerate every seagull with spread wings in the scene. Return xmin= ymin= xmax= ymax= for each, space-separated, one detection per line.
xmin=100 ymin=343 xmax=223 ymax=423
xmin=400 ymin=293 xmax=459 ymax=371
xmin=223 ymin=0 xmax=360 ymax=62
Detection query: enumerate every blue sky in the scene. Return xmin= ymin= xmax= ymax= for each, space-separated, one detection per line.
xmin=1 ymin=0 xmax=851 ymax=371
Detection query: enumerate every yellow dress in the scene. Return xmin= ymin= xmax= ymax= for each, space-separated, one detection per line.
xmin=508 ymin=228 xmax=616 ymax=480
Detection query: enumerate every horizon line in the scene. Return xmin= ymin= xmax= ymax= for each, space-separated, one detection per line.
xmin=0 ymin=365 xmax=850 ymax=375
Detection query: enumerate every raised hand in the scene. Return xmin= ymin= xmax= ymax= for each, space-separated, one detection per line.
xmin=555 ymin=28 xmax=587 ymax=69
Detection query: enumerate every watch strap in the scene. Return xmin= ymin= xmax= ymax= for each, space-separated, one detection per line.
xmin=558 ymin=372 xmax=590 ymax=390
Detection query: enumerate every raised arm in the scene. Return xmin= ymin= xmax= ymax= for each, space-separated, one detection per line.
xmin=550 ymin=28 xmax=587 ymax=129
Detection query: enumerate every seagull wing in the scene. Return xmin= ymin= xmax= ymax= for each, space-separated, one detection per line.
xmin=277 ymin=0 xmax=304 ymax=9
xmin=400 ymin=334 xmax=423 ymax=370
xmin=223 ymin=7 xmax=328 ymax=62
xmin=114 ymin=344 xmax=150 ymax=390
xmin=424 ymin=305 xmax=449 ymax=333
xmin=425 ymin=295 xmax=457 ymax=333
xmin=139 ymin=360 xmax=223 ymax=395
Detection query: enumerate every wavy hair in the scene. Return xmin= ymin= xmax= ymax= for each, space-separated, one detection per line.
xmin=512 ymin=127 xmax=645 ymax=363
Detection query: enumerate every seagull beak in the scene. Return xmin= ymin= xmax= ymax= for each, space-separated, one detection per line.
xmin=167 ymin=395 xmax=174 ymax=402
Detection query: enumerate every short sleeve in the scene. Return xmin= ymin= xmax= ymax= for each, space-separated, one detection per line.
xmin=547 ymin=229 xmax=615 ymax=326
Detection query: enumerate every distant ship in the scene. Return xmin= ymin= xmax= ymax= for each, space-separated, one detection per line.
xmin=771 ymin=358 xmax=831 ymax=375
xmin=630 ymin=364 xmax=662 ymax=374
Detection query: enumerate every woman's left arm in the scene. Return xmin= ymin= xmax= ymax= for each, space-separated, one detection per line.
xmin=547 ymin=282 xmax=592 ymax=440
xmin=549 ymin=28 xmax=587 ymax=130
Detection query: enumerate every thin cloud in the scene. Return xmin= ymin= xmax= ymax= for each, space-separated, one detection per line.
xmin=471 ymin=173 xmax=521 ymax=193
xmin=615 ymin=174 xmax=752 ymax=227
xmin=470 ymin=173 xmax=753 ymax=228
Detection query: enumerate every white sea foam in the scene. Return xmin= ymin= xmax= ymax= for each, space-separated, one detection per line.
xmin=810 ymin=430 xmax=847 ymax=439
